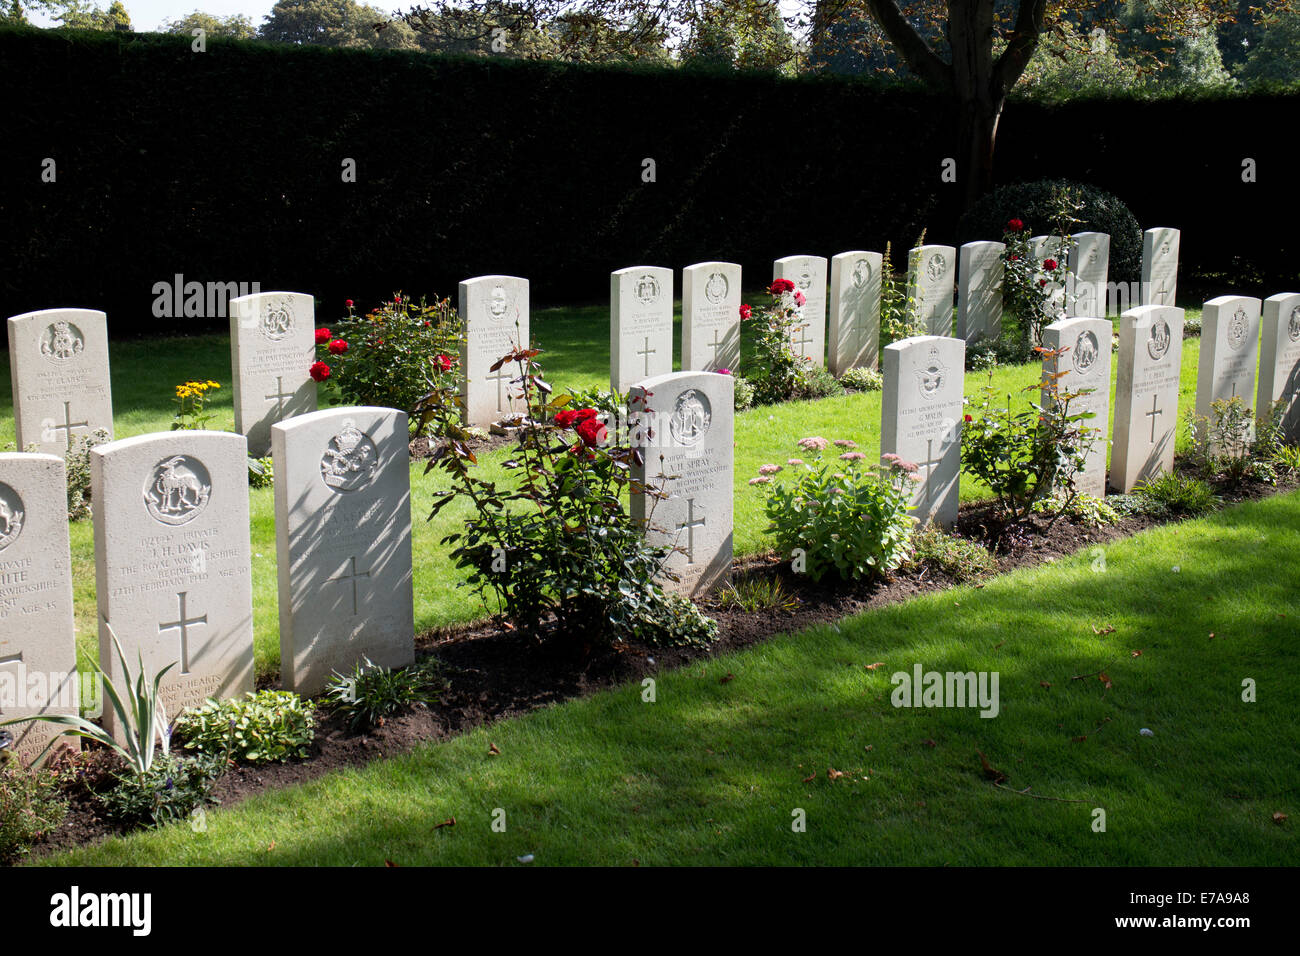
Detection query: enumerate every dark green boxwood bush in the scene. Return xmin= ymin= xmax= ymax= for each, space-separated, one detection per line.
xmin=957 ymin=178 xmax=1142 ymax=282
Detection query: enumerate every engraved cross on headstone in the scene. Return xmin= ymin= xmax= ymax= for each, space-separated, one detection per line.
xmin=0 ymin=651 xmax=22 ymax=717
xmin=486 ymin=367 xmax=512 ymax=413
xmin=51 ymin=401 xmax=89 ymax=450
xmin=1145 ymin=393 xmax=1164 ymax=443
xmin=264 ymin=376 xmax=295 ymax=417
xmin=792 ymin=325 xmax=815 ymax=360
xmin=637 ymin=337 xmax=657 ymax=376
xmin=915 ymin=438 xmax=946 ymax=517
xmin=676 ymin=499 xmax=706 ymax=565
xmin=158 ymin=592 xmax=206 ymax=675
xmin=329 ymin=555 xmax=371 ymax=616
xmin=707 ymin=329 xmax=726 ymax=367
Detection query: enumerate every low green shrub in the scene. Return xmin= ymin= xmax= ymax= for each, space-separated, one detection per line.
xmin=610 ymin=590 xmax=719 ymax=648
xmin=1031 ymin=492 xmax=1121 ymax=527
xmin=0 ymin=755 xmax=67 ymax=863
xmin=733 ymin=375 xmax=756 ymax=410
xmin=716 ymin=575 xmax=800 ymax=613
xmin=838 ymin=365 xmax=883 ymax=392
xmin=60 ymin=428 xmax=110 ymax=521
xmin=905 ymin=526 xmax=997 ymax=582
xmin=801 ymin=366 xmax=842 ymax=399
xmin=751 ymin=437 xmax=916 ymax=582
xmin=174 ymin=690 xmax=315 ymax=763
xmin=1133 ymin=471 xmax=1221 ymax=517
xmin=99 ymin=753 xmax=225 ymax=829
xmin=247 ymin=455 xmax=274 ymax=489
xmin=325 ymin=657 xmax=446 ymax=733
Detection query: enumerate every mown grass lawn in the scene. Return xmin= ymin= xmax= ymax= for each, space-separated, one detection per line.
xmin=42 ymin=484 xmax=1298 ymax=866
xmin=0 ymin=301 xmax=1205 ymax=679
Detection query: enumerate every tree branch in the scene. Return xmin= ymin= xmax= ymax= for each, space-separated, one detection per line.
xmin=992 ymin=0 xmax=1048 ymax=95
xmin=865 ymin=0 xmax=953 ymax=90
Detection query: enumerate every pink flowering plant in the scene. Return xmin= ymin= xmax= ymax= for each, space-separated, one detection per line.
xmin=750 ymin=436 xmax=918 ymax=582
xmin=742 ymin=279 xmax=817 ymax=405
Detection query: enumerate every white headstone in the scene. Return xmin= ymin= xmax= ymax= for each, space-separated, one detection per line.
xmin=629 ymin=371 xmax=733 ymax=598
xmin=908 ymin=245 xmax=957 ymax=336
xmin=1141 ymin=227 xmax=1180 ymax=306
xmin=881 ymin=335 xmax=965 ymax=528
xmin=91 ymin=431 xmax=254 ymax=741
xmin=828 ymin=251 xmax=882 ymax=374
xmin=681 ymin=262 xmax=741 ymax=373
xmin=1257 ymin=292 xmax=1300 ymax=443
xmin=611 ymin=266 xmax=674 ymax=392
xmin=1030 ymin=235 xmax=1068 ymax=320
xmin=1196 ymin=296 xmax=1262 ymax=449
xmin=955 ymin=241 xmax=1005 ymax=344
xmin=6 ymin=308 xmax=114 ymax=456
xmin=1042 ymin=317 xmax=1113 ymax=498
xmin=1110 ymin=305 xmax=1185 ymax=493
xmin=459 ymin=275 xmax=530 ymax=428
xmin=0 ymin=454 xmax=78 ymax=767
xmin=229 ymin=291 xmax=318 ymax=458
xmin=1068 ymin=232 xmax=1111 ymax=317
xmin=272 ymin=406 xmax=415 ymax=696
xmin=773 ymin=255 xmax=828 ymax=367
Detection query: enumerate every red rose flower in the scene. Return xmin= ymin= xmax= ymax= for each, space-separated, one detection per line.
xmin=1009 ymin=254 xmax=1020 ymax=262
xmin=1043 ymin=258 xmax=1058 ymax=271
xmin=794 ymin=291 xmax=806 ymax=307
xmin=554 ymin=409 xmax=580 ymax=427
xmin=435 ymin=354 xmax=452 ymax=372
xmin=345 ymin=299 xmax=354 ymax=308
xmin=327 ymin=339 xmax=348 ymax=355
xmin=574 ymin=407 xmax=598 ymax=423
xmin=739 ymin=303 xmax=753 ymax=320
xmin=964 ymin=414 xmax=973 ymax=422
xmin=576 ymin=418 xmax=607 ymax=447
xmin=1007 ymin=218 xmax=1024 ymax=232
xmin=393 ymin=294 xmax=402 ymax=303
xmin=769 ymin=278 xmax=795 ymax=295
xmin=309 ymin=361 xmax=331 ymax=382
xmin=1038 ymin=279 xmax=1048 ymax=287
xmin=315 ymin=328 xmax=330 ymax=344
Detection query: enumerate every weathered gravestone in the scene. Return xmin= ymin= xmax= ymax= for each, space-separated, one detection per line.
xmin=828 ymin=251 xmax=882 ymax=374
xmin=228 ymin=291 xmax=318 ymax=458
xmin=1196 ymin=295 xmax=1262 ymax=452
xmin=907 ymin=245 xmax=957 ymax=336
xmin=0 ymin=454 xmax=79 ymax=766
xmin=611 ymin=266 xmax=674 ymax=392
xmin=1257 ymin=292 xmax=1300 ymax=443
xmin=1042 ymin=317 xmax=1113 ymax=498
xmin=1141 ymin=227 xmax=1180 ymax=307
xmin=773 ymin=255 xmax=828 ymax=367
xmin=91 ymin=432 xmax=254 ymax=741
xmin=7 ymin=308 xmax=113 ymax=456
xmin=1068 ymin=232 xmax=1111 ymax=317
xmin=459 ymin=275 xmax=530 ymax=428
xmin=682 ymin=262 xmax=741 ymax=373
xmin=272 ymin=407 xmax=415 ymax=696
xmin=1110 ymin=305 xmax=1185 ymax=493
xmin=955 ymin=241 xmax=1005 ymax=344
xmin=881 ymin=336 xmax=965 ymax=528
xmin=628 ymin=371 xmax=733 ymax=598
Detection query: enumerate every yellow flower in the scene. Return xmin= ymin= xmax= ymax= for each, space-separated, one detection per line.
xmin=206 ymin=381 xmax=220 ymax=389
xmin=175 ymin=386 xmax=192 ymax=398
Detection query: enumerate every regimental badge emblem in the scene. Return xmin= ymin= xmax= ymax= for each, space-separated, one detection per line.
xmin=669 ymin=389 xmax=711 ymax=446
xmin=1087 ymin=247 xmax=1099 ymax=267
xmin=1073 ymin=330 xmax=1100 ymax=375
xmin=915 ymin=346 xmax=948 ymax=402
xmin=0 ymin=483 xmax=25 ymax=552
xmin=796 ymin=268 xmax=814 ymax=292
xmin=851 ymin=259 xmax=872 ymax=289
xmin=1226 ymin=307 xmax=1250 ymax=352
xmin=926 ymin=254 xmax=947 ymax=283
xmin=1147 ymin=319 xmax=1171 ymax=361
xmin=259 ymin=301 xmax=294 ymax=342
xmin=320 ymin=419 xmax=380 ymax=492
xmin=1289 ymin=305 xmax=1300 ymax=343
xmin=636 ymin=274 xmax=662 ymax=306
xmin=488 ymin=285 xmax=511 ymax=323
xmin=39 ymin=321 xmax=85 ymax=364
xmin=144 ymin=456 xmax=212 ymax=526
xmin=704 ymin=271 xmax=728 ymax=305
xmin=1160 ymin=241 xmax=1171 ymax=257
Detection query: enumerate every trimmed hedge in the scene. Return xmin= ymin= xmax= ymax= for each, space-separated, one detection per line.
xmin=2 ymin=27 xmax=1297 ymax=336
